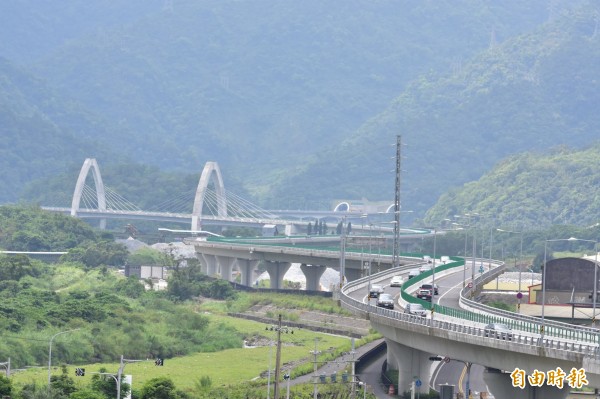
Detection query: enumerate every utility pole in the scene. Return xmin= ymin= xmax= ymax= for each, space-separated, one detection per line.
xmin=471 ymin=232 xmax=476 ymax=297
xmin=274 ymin=314 xmax=283 ymax=399
xmin=0 ymin=358 xmax=9 ymax=377
xmin=350 ymin=338 xmax=356 ymax=398
xmin=312 ymin=338 xmax=320 ymax=399
xmin=392 ymin=135 xmax=402 ymax=268
xmin=339 ymin=216 xmax=347 ymax=291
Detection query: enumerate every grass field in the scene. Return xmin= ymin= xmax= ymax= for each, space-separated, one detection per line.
xmin=10 ymin=312 xmax=357 ymax=394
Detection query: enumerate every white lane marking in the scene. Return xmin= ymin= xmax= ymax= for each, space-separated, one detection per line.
xmin=437 ymin=278 xmax=466 ymax=304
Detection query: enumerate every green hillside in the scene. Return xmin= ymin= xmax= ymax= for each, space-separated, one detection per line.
xmin=0 ymin=1 xmax=595 ymax=219
xmin=272 ymin=2 xmax=600 ymax=219
xmin=424 ymin=144 xmax=600 ymax=227
xmin=7 ymin=1 xmax=565 ymax=198
xmin=0 ymin=58 xmax=125 ymax=203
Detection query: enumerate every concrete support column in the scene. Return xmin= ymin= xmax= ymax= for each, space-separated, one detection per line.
xmin=200 ymin=254 xmax=217 ymax=276
xmin=483 ymin=368 xmax=569 ymax=399
xmin=237 ymin=259 xmax=260 ymax=287
xmin=344 ymin=267 xmax=363 ymax=282
xmin=385 ymin=338 xmax=400 ymax=375
xmin=386 ymin=340 xmax=431 ymax=395
xmin=216 ymin=256 xmax=236 ymax=282
xmin=300 ymin=264 xmax=327 ymax=291
xmin=264 ymin=261 xmax=291 ymax=290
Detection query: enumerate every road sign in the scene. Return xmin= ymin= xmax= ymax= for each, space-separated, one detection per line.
xmin=444 ymin=356 xmax=450 ymax=363
xmin=415 ymin=379 xmax=422 ymax=387
xmin=516 ymin=292 xmax=523 ymax=299
xmin=467 ymin=282 xmax=473 ymax=288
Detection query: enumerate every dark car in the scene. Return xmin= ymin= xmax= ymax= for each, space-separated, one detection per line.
xmin=416 ymin=288 xmax=432 ymax=301
xmin=369 ymin=284 xmax=384 ymax=298
xmin=420 ymin=283 xmax=439 ymax=295
xmin=484 ymin=323 xmax=513 ymax=340
xmin=376 ymin=293 xmax=395 ymax=309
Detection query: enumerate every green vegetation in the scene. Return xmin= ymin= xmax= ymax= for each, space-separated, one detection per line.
xmin=487 ymin=301 xmax=515 ymax=312
xmin=0 ymin=1 xmax=591 ymax=226
xmin=425 ymin=145 xmax=600 ymax=227
xmin=270 ymin=1 xmax=600 ymax=221
xmin=202 ymin=291 xmax=353 ymax=316
xmin=0 ymin=205 xmax=379 ymax=398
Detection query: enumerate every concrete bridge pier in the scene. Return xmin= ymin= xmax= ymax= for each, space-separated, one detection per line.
xmin=386 ymin=339 xmax=431 ymax=395
xmin=300 ymin=264 xmax=327 ymax=291
xmin=483 ymin=368 xmax=569 ymax=399
xmin=237 ymin=259 xmax=260 ymax=286
xmin=264 ymin=261 xmax=291 ymax=289
xmin=200 ymin=254 xmax=218 ymax=276
xmin=344 ymin=268 xmax=363 ymax=283
xmin=216 ymin=256 xmax=236 ymax=282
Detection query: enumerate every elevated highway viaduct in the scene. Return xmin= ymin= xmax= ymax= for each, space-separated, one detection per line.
xmin=341 ymin=261 xmax=600 ymax=398
xmin=184 ymin=235 xmax=424 ymax=290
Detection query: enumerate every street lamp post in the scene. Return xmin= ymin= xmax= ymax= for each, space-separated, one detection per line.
xmin=451 ymin=222 xmax=469 ymax=288
xmin=48 ymin=328 xmax=80 ymax=390
xmin=489 ymin=226 xmax=494 ymax=266
xmin=431 ymin=228 xmax=437 ymax=319
xmin=497 ymin=228 xmax=524 ymax=313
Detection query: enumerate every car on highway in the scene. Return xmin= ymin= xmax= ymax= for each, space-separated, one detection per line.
xmin=369 ymin=284 xmax=384 ymax=298
xmin=376 ymin=293 xmax=395 ymax=309
xmin=390 ymin=275 xmax=405 ymax=287
xmin=408 ymin=269 xmax=421 ymax=279
xmin=419 ymin=264 xmax=432 ymax=273
xmin=404 ymin=303 xmax=427 ymax=317
xmin=420 ymin=283 xmax=439 ymax=295
xmin=416 ymin=288 xmax=432 ymax=301
xmin=484 ymin=323 xmax=513 ymax=340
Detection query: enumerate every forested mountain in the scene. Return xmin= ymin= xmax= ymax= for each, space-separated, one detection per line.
xmin=31 ymin=0 xmax=560 ymax=177
xmin=1 ymin=1 xmax=597 ymax=226
xmin=0 ymin=58 xmax=123 ymax=203
xmin=272 ymin=2 xmax=600 ymax=222
xmin=423 ymin=144 xmax=600 ymax=228
xmin=0 ymin=1 xmax=574 ymax=207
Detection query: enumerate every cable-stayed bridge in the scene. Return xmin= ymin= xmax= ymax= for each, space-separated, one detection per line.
xmin=41 ymin=158 xmax=398 ymax=233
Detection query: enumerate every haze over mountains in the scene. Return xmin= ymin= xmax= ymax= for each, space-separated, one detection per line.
xmin=1 ymin=1 xmax=599 ymax=225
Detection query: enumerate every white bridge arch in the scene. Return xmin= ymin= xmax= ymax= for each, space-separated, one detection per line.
xmin=71 ymin=158 xmax=107 ymax=228
xmin=191 ymin=161 xmax=227 ymax=231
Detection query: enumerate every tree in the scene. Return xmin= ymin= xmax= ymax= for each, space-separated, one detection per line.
xmin=307 ymin=222 xmax=312 ymax=235
xmin=69 ymin=388 xmax=106 ymax=399
xmin=62 ymin=240 xmax=128 ymax=268
xmin=140 ymin=377 xmax=180 ymax=399
xmin=50 ymin=366 xmax=77 ymax=397
xmin=90 ymin=368 xmax=130 ymax=399
xmin=0 ymin=375 xmax=12 ymax=397
xmin=127 ymin=247 xmax=164 ymax=266
xmin=115 ymin=276 xmax=146 ymax=298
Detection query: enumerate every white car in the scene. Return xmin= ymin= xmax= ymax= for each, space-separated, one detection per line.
xmin=390 ymin=275 xmax=404 ymax=287
xmin=404 ymin=303 xmax=427 ymax=317
xmin=419 ymin=264 xmax=432 ymax=273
